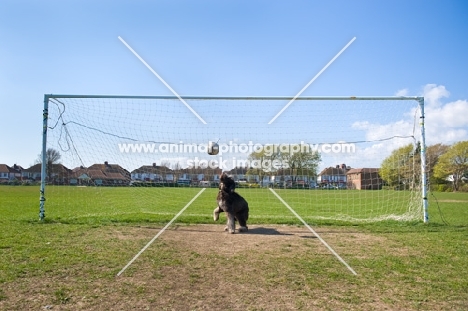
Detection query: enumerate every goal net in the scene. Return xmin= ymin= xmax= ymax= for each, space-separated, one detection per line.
xmin=40 ymin=95 xmax=426 ymax=223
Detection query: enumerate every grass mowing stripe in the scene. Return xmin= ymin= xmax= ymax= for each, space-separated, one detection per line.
xmin=116 ymin=188 xmax=206 ymax=277
xmin=269 ymin=188 xmax=358 ymax=276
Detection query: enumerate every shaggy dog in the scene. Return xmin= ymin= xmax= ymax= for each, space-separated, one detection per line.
xmin=213 ymin=173 xmax=249 ymax=234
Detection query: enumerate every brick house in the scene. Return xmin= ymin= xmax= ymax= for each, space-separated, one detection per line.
xmin=346 ymin=168 xmax=383 ymax=190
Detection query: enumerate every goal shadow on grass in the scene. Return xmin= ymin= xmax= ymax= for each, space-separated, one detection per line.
xmin=246 ymin=226 xmax=319 ymax=239
xmin=247 ymin=226 xmax=295 ymax=236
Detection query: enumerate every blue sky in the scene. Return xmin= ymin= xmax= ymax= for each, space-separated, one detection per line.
xmin=1 ymin=0 xmax=468 ymax=169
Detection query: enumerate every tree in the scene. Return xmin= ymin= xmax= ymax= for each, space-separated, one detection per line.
xmin=36 ymin=148 xmax=62 ymax=166
xmin=433 ymin=141 xmax=468 ymax=191
xmin=281 ymin=148 xmax=321 ymax=181
xmin=172 ymin=162 xmax=184 ymax=182
xmin=426 ymin=143 xmax=450 ymax=185
xmin=246 ymin=148 xmax=278 ymax=185
xmin=380 ymin=143 xmax=420 ymax=189
xmin=160 ymin=160 xmax=171 ymax=169
xmin=36 ymin=148 xmax=62 ymax=181
xmin=246 ymin=144 xmax=321 ymax=185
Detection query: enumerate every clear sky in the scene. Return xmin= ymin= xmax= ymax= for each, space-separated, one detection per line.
xmin=1 ymin=0 xmax=468 ymax=169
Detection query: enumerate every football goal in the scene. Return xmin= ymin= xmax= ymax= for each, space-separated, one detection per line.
xmin=39 ymin=95 xmax=428 ymax=223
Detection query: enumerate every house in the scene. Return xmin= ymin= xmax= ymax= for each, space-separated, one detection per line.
xmin=224 ymin=167 xmax=317 ymax=188
xmin=70 ymin=168 xmax=105 ymax=186
xmin=131 ymin=163 xmax=174 ymax=182
xmin=22 ymin=164 xmax=41 ymax=181
xmin=87 ymin=162 xmax=130 ymax=179
xmin=346 ymin=168 xmax=383 ymax=190
xmin=0 ymin=164 xmax=24 ymax=181
xmin=22 ymin=163 xmax=71 ymax=184
xmin=274 ymin=168 xmax=317 ymax=187
xmin=317 ymin=164 xmax=351 ymax=188
xmin=176 ymin=167 xmax=223 ymax=185
xmin=9 ymin=164 xmax=23 ymax=180
xmin=0 ymin=164 xmax=10 ymax=181
xmin=225 ymin=167 xmax=259 ymax=183
xmin=70 ymin=162 xmax=130 ymax=186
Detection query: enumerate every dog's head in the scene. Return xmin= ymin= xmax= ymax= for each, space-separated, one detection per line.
xmin=219 ymin=173 xmax=235 ymax=193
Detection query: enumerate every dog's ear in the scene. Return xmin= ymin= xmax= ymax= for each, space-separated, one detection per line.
xmin=220 ymin=173 xmax=227 ymax=181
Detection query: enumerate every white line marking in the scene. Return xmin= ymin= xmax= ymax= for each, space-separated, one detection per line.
xmin=268 ymin=37 xmax=356 ymax=124
xmin=269 ymin=188 xmax=357 ymax=275
xmin=118 ymin=36 xmax=207 ymax=124
xmin=116 ymin=188 xmax=206 ymax=277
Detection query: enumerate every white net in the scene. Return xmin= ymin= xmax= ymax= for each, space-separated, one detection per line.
xmin=42 ymin=95 xmax=424 ymax=223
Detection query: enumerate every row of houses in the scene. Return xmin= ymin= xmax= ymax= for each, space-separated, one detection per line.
xmin=0 ymin=162 xmax=383 ymax=190
xmin=0 ymin=162 xmax=129 ymax=186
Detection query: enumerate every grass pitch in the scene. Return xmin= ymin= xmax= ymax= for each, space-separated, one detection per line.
xmin=2 ymin=186 xmax=427 ymax=224
xmin=0 ymin=185 xmax=467 ymax=310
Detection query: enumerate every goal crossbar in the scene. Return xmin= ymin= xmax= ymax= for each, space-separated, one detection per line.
xmin=45 ymin=94 xmax=423 ymax=101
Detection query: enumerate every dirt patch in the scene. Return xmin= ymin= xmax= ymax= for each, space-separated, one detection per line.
xmin=0 ymin=224 xmax=458 ymax=310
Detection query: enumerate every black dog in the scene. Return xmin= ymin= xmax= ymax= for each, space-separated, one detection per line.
xmin=213 ymin=173 xmax=249 ymax=234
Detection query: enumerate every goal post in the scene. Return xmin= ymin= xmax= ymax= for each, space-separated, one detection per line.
xmin=39 ymin=94 xmax=428 ymax=223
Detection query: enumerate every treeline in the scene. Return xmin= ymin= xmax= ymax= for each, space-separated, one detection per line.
xmin=380 ymin=141 xmax=468 ymax=192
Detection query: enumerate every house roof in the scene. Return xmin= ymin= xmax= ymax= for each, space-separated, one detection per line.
xmin=9 ymin=164 xmax=23 ymax=172
xmin=318 ymin=167 xmax=349 ymax=176
xmin=105 ymin=172 xmax=129 ymax=180
xmin=86 ymin=169 xmax=108 ymax=179
xmin=88 ymin=163 xmax=130 ymax=178
xmin=0 ymin=164 xmax=10 ymax=173
xmin=71 ymin=168 xmax=127 ymax=180
xmin=23 ymin=164 xmax=42 ymax=173
xmin=50 ymin=164 xmax=71 ymax=174
xmin=23 ymin=163 xmax=71 ymax=174
xmin=131 ymin=165 xmax=174 ymax=174
xmin=346 ymin=168 xmax=380 ymax=175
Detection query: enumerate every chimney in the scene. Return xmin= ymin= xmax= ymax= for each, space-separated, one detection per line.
xmin=104 ymin=161 xmax=109 ymax=166
xmin=153 ymin=163 xmax=156 ymax=167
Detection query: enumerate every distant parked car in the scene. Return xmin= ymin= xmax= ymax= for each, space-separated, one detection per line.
xmin=321 ymin=184 xmax=337 ymax=189
xmin=199 ymin=181 xmax=210 ymax=187
xmin=177 ymin=179 xmax=190 ymax=186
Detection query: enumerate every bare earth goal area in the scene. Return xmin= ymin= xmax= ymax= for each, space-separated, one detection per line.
xmin=1 ymin=222 xmax=467 ymax=311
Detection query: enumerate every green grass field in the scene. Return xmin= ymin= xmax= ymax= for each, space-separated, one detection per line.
xmin=0 ymin=185 xmax=435 ymax=224
xmin=1 ymin=185 xmax=467 ymax=310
